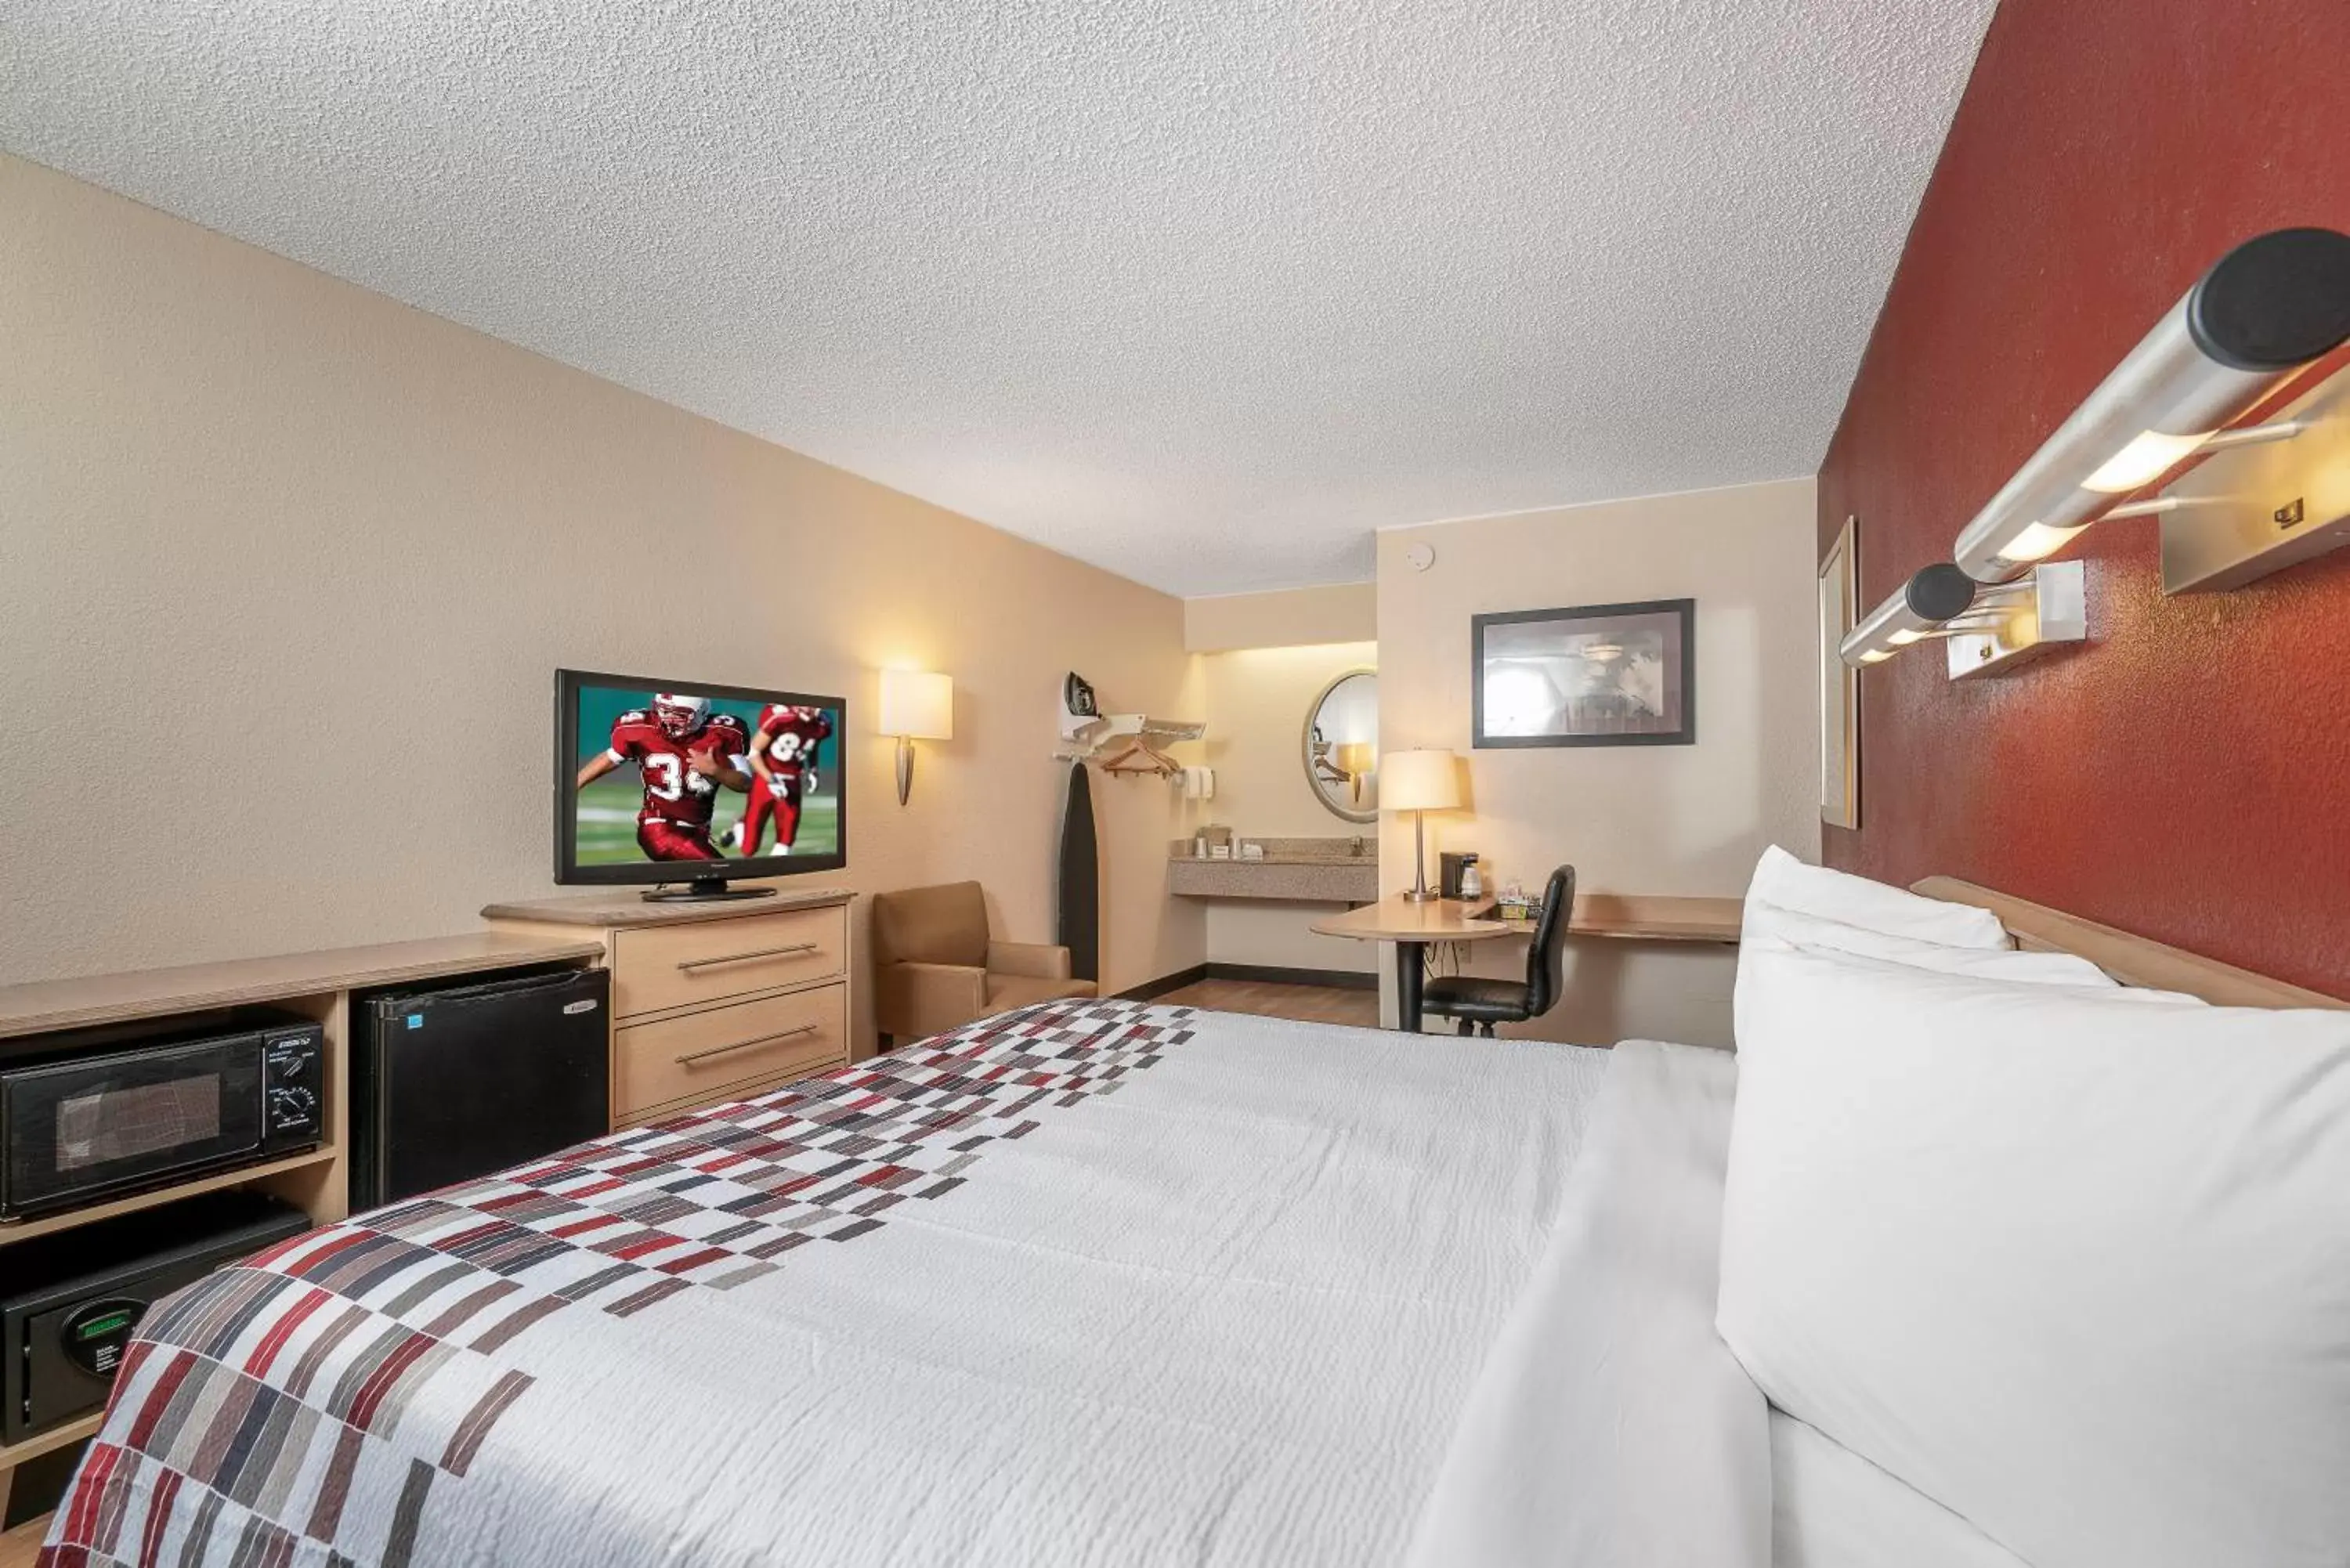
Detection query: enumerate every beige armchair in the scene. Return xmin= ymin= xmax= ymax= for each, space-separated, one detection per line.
xmin=871 ymin=881 xmax=1096 ymax=1042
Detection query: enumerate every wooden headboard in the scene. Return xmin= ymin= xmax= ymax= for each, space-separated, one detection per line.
xmin=1913 ymin=877 xmax=2346 ymax=1011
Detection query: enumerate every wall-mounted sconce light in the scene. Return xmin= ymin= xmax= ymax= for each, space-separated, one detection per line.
xmin=877 ymin=669 xmax=953 ymax=805
xmin=1841 ymin=561 xmax=2090 ymax=676
xmin=1848 ymin=229 xmax=2350 ymax=681
xmin=1942 ymin=562 xmax=2087 ymax=678
xmin=1840 ymin=563 xmax=1980 ymax=665
xmin=1950 ymin=228 xmax=2350 ymax=586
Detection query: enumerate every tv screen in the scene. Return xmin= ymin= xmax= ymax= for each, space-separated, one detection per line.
xmin=555 ymin=669 xmax=847 ymax=888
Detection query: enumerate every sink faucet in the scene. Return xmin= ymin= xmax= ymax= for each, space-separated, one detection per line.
xmin=1350 ymin=836 xmax=1366 ymax=858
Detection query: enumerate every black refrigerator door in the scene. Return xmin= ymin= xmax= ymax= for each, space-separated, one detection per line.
xmin=355 ymin=967 xmax=610 ymax=1211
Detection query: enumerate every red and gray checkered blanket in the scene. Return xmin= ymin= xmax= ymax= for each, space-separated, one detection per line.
xmin=41 ymin=999 xmax=1196 ymax=1567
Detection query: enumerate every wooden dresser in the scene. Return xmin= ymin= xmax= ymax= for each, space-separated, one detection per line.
xmin=481 ymin=888 xmax=853 ymax=1129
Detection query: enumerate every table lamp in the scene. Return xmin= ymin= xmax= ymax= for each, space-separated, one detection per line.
xmin=1380 ymin=748 xmax=1459 ymax=902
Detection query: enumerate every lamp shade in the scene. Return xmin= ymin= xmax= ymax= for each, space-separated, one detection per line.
xmin=1379 ymin=749 xmax=1459 ymax=812
xmin=877 ymin=669 xmax=953 ymax=739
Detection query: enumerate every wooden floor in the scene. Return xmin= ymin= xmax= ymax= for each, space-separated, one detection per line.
xmin=1 ymin=1517 xmax=46 ymax=1568
xmin=1155 ymin=977 xmax=1379 ymax=1028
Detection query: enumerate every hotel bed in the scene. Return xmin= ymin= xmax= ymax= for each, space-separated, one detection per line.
xmin=40 ymin=1002 xmax=1744 ymax=1567
xmin=36 ymin=858 xmax=2350 ymax=1568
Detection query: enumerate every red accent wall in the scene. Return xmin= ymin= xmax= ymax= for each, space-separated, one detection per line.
xmin=1818 ymin=0 xmax=2350 ymax=997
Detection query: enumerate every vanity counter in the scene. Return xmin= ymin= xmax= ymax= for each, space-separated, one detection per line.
xmin=1168 ymin=837 xmax=1379 ymax=903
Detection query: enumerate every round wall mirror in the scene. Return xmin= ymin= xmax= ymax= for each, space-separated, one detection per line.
xmin=1303 ymin=670 xmax=1379 ymax=823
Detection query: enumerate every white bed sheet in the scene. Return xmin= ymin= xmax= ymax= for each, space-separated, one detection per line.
xmin=1771 ymin=1411 xmax=2030 ymax=1568
xmin=1402 ymin=1039 xmax=1773 ymax=1568
xmin=416 ymin=1010 xmax=1618 ymax=1568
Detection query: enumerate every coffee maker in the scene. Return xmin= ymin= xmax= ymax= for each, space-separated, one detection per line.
xmin=1438 ymin=851 xmax=1480 ymax=900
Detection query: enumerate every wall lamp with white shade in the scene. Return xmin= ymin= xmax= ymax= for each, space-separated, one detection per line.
xmin=1950 ymin=227 xmax=2350 ymax=587
xmin=877 ymin=669 xmax=953 ymax=806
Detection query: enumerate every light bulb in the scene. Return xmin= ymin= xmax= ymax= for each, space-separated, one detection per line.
xmin=1998 ymin=519 xmax=2093 ymax=565
xmin=2083 ymin=429 xmax=2208 ymax=493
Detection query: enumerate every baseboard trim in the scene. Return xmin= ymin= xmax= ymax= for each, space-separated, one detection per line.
xmin=1115 ymin=965 xmax=1208 ymax=1002
xmin=1118 ymin=962 xmax=1383 ymax=1000
xmin=1204 ymin=962 xmax=1379 ymax=992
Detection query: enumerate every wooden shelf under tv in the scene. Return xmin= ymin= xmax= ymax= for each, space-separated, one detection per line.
xmin=0 ymin=1144 xmax=342 ymax=1248
xmin=0 ymin=1414 xmax=103 ymax=1477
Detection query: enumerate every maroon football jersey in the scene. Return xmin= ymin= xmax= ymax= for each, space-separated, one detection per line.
xmin=606 ymin=710 xmax=750 ymax=826
xmin=755 ymin=706 xmax=833 ymax=776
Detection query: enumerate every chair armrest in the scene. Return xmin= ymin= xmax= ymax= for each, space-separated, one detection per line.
xmin=987 ymin=941 xmax=1075 ymax=981
xmin=876 ymin=961 xmax=989 ymax=1040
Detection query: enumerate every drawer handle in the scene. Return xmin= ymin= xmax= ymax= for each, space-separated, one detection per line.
xmin=674 ymin=1023 xmax=821 ymax=1067
xmin=676 ymin=941 xmax=820 ymax=973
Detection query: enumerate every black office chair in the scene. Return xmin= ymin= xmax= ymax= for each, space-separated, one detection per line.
xmin=1421 ymin=865 xmax=1576 ymax=1038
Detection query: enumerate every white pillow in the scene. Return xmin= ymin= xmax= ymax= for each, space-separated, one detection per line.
xmin=1745 ymin=904 xmax=2118 ymax=986
xmin=1734 ymin=898 xmax=2196 ymax=1050
xmin=1718 ymin=947 xmax=2350 ymax=1568
xmin=1744 ymin=845 xmax=2010 ymax=950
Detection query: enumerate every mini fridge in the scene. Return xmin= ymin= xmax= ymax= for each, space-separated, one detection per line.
xmin=350 ymin=966 xmax=610 ymax=1212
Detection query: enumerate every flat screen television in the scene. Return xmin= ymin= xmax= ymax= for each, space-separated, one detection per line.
xmin=555 ymin=669 xmax=848 ymax=900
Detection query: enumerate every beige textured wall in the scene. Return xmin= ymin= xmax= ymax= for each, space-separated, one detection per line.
xmin=1376 ymin=480 xmax=1819 ymax=1046
xmin=0 ymin=155 xmax=1204 ymax=1032
xmin=1184 ymin=583 xmax=1376 ymax=652
xmin=1193 ymin=642 xmax=1380 ymax=974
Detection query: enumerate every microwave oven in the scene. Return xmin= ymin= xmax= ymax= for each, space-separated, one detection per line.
xmin=0 ymin=1013 xmax=325 ymax=1222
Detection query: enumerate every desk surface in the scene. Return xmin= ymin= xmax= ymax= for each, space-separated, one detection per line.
xmin=1312 ymin=892 xmax=1742 ymax=945
xmin=1311 ymin=895 xmax=1517 ymax=942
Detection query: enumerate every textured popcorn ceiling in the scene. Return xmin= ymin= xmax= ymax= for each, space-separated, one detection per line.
xmin=1 ymin=2 xmax=1994 ymax=596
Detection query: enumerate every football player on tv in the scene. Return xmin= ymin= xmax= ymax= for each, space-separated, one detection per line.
xmin=725 ymin=703 xmax=834 ymax=856
xmin=576 ymin=693 xmax=752 ymax=862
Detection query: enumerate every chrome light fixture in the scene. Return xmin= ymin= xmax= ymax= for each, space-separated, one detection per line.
xmin=1942 ymin=562 xmax=2087 ymax=679
xmin=1950 ymin=228 xmax=2350 ymax=583
xmin=1841 ymin=559 xmax=2090 ymax=677
xmin=1839 ymin=564 xmax=1979 ymax=667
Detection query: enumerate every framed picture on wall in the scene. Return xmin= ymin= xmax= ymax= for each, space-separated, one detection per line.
xmin=1471 ymin=598 xmax=1696 ymax=748
xmin=1819 ymin=515 xmax=1860 ymax=828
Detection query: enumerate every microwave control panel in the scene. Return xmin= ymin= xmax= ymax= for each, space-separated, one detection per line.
xmin=260 ymin=1028 xmax=326 ymax=1149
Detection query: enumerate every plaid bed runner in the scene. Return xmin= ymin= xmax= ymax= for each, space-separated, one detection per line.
xmin=40 ymin=998 xmax=1197 ymax=1567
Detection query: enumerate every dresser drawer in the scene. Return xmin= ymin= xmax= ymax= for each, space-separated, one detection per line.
xmin=611 ymin=905 xmax=846 ymax=1019
xmin=613 ymin=984 xmax=847 ymax=1117
xmin=613 ymin=1057 xmax=840 ymax=1130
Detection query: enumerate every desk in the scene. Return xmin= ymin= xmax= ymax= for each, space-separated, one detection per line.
xmin=1311 ymin=892 xmax=1744 ymax=1032
xmin=1310 ymin=896 xmax=1521 ymax=1031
